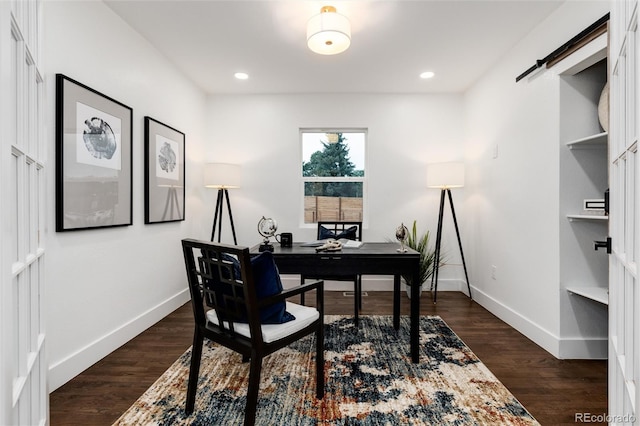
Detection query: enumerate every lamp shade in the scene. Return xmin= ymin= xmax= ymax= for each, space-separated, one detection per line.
xmin=204 ymin=163 xmax=241 ymax=189
xmin=426 ymin=162 xmax=465 ymax=188
xmin=307 ymin=6 xmax=351 ymax=55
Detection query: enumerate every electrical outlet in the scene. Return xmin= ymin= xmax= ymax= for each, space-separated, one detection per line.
xmin=491 ymin=265 xmax=497 ymax=280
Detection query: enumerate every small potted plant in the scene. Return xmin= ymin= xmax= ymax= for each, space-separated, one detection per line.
xmin=402 ymin=220 xmax=438 ymax=298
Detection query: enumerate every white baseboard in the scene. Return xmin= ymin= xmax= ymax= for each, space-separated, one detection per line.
xmin=469 ymin=286 xmax=608 ymax=359
xmin=48 ymin=289 xmax=190 ymax=392
xmin=458 ymin=284 xmax=609 ymax=359
xmin=469 ymin=286 xmax=561 ymax=357
xmin=558 ymin=337 xmax=608 ymax=360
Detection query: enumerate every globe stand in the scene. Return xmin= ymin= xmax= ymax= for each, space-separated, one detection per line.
xmin=258 ymin=238 xmax=274 ymax=252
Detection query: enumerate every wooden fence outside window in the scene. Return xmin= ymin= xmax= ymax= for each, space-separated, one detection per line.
xmin=304 ymin=196 xmax=363 ymax=223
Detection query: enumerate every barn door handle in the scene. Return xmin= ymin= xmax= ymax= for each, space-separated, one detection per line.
xmin=594 ymin=237 xmax=611 ymax=254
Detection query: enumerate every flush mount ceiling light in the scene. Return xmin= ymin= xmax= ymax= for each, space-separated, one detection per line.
xmin=307 ymin=5 xmax=351 ymax=55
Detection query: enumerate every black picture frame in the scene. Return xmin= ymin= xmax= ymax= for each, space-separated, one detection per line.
xmin=144 ymin=117 xmax=185 ymax=224
xmin=55 ymin=74 xmax=133 ymax=232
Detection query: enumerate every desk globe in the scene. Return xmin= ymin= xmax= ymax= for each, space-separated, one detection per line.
xmin=258 ymin=216 xmax=277 ymax=252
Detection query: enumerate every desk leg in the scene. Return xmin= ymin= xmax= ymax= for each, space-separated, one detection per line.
xmin=354 ymin=281 xmax=359 ymax=327
xmin=411 ymin=269 xmax=420 ymax=363
xmin=393 ymin=275 xmax=400 ymax=330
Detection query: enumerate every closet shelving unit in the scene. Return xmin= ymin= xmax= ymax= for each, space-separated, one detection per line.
xmin=557 ymin=31 xmax=609 ymax=356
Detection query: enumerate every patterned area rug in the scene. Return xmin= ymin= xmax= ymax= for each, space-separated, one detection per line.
xmin=114 ymin=315 xmax=539 ymax=425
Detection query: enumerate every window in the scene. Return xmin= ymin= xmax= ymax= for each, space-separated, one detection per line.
xmin=301 ymin=130 xmax=366 ymax=224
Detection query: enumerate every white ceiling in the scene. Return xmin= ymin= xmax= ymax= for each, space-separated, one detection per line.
xmin=104 ymin=0 xmax=565 ymax=95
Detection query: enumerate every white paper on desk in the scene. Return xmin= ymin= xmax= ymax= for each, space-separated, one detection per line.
xmin=338 ymin=238 xmax=363 ymax=248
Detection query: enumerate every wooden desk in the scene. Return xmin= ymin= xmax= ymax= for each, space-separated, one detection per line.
xmin=251 ymin=242 xmax=421 ymax=363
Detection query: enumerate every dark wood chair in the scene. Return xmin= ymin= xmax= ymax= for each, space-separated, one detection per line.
xmin=181 ymin=238 xmax=324 ymax=426
xmin=301 ymin=221 xmax=363 ymax=325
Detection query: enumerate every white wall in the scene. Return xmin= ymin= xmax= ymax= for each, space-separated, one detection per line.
xmin=205 ymin=94 xmax=468 ymax=290
xmin=463 ymin=0 xmax=609 ymax=357
xmin=44 ymin=1 xmax=209 ymax=391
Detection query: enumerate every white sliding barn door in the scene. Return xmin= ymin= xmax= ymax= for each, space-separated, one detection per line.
xmin=610 ymin=1 xmax=640 ymax=424
xmin=0 ymin=0 xmax=48 ymax=424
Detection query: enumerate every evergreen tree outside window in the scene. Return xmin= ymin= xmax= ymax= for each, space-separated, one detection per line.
xmin=301 ymin=130 xmax=366 ymax=224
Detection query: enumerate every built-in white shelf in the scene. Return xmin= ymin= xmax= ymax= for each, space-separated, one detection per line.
xmin=567 ymin=214 xmax=609 ymax=221
xmin=567 ymin=286 xmax=609 ymax=305
xmin=566 ymin=131 xmax=608 ymax=149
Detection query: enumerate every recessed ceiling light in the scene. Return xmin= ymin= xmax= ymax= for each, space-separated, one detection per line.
xmin=234 ymin=72 xmax=249 ymax=80
xmin=420 ymin=71 xmax=435 ymax=79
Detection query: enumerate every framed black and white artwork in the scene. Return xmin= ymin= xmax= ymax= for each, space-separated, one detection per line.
xmin=144 ymin=116 xmax=185 ymax=224
xmin=55 ymin=74 xmax=133 ymax=232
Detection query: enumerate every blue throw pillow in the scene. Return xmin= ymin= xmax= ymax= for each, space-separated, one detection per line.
xmin=204 ymin=251 xmax=294 ymax=324
xmin=249 ymin=252 xmax=295 ymax=324
xmin=319 ymin=225 xmax=358 ymax=240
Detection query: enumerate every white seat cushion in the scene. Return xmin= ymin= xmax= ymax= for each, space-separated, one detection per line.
xmin=206 ymin=301 xmax=320 ymax=343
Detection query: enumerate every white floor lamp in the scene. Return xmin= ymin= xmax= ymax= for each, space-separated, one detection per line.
xmin=204 ymin=163 xmax=241 ymax=244
xmin=427 ymin=162 xmax=472 ymax=303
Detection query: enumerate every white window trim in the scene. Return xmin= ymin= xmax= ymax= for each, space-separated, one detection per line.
xmin=299 ymin=128 xmax=368 ymax=228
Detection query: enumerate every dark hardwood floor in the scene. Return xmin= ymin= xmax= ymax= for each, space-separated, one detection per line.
xmin=49 ymin=291 xmax=607 ymax=425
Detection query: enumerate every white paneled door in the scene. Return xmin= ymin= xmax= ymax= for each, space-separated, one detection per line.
xmin=0 ymin=0 xmax=48 ymax=424
xmin=610 ymin=1 xmax=640 ymax=424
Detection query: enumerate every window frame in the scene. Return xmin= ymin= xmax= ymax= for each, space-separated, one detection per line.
xmin=299 ymin=128 xmax=368 ymax=228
